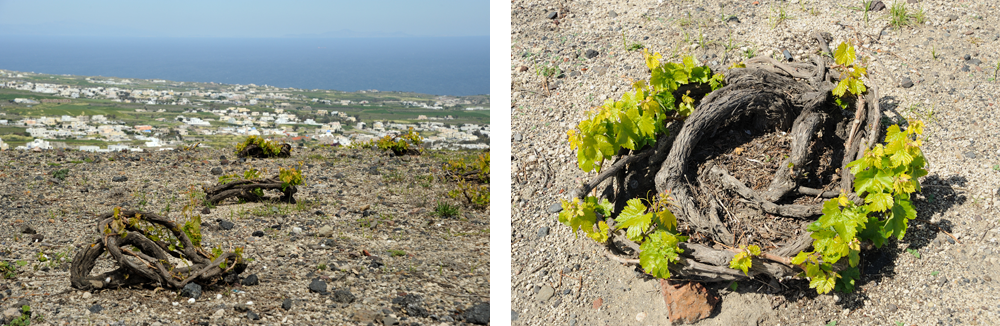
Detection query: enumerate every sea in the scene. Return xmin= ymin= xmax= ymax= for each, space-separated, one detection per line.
xmin=0 ymin=35 xmax=489 ymax=97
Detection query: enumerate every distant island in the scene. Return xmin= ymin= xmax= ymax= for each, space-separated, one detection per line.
xmin=0 ymin=69 xmax=489 ymax=152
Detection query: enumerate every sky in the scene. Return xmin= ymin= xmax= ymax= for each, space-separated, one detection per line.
xmin=0 ymin=0 xmax=489 ymax=38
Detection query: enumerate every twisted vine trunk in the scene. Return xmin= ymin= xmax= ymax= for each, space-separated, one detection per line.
xmin=71 ymin=210 xmax=247 ymax=291
xmin=576 ymin=48 xmax=884 ymax=282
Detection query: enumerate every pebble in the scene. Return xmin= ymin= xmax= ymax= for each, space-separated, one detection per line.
xmin=547 ymin=11 xmax=558 ymax=19
xmin=547 ymin=202 xmax=562 ymax=213
xmin=82 ymin=292 xmax=92 ymax=299
xmin=888 ymin=304 xmax=898 ymax=312
xmin=332 ymin=289 xmax=357 ymax=303
xmin=180 ymin=283 xmax=202 ymax=299
xmin=252 ymin=230 xmax=264 ymax=237
xmin=536 ymin=285 xmax=555 ymax=302
xmin=112 ymin=176 xmax=127 ymax=182
xmin=511 ymin=310 xmax=519 ymax=321
xmin=242 ymin=274 xmax=259 ymax=286
xmin=246 ymin=311 xmax=260 ymax=320
xmin=901 ymin=77 xmax=914 ymax=88
xmin=537 ymin=226 xmax=550 ymax=239
xmin=464 ymin=302 xmax=490 ymax=325
xmin=218 ymin=220 xmax=235 ymax=230
xmin=210 ymin=167 xmax=222 ymax=175
xmin=584 ymin=49 xmax=599 ymax=59
xmin=88 ymin=304 xmax=103 ymax=314
xmin=281 ymin=298 xmax=292 ymax=310
xmin=308 ymin=279 xmax=328 ymax=294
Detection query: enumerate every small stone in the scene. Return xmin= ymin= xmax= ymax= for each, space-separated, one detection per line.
xmin=252 ymin=230 xmax=264 ymax=237
xmin=332 ymin=289 xmax=356 ymax=303
xmin=661 ymin=280 xmax=718 ymax=324
xmin=546 ymin=11 xmax=558 ymax=19
xmin=888 ymin=303 xmax=898 ymax=312
xmin=464 ymin=302 xmax=490 ymax=325
xmin=292 ymin=226 xmax=303 ymax=234
xmin=593 ymin=298 xmax=603 ymax=309
xmin=210 ymin=167 xmax=223 ymax=175
xmin=964 ymin=151 xmax=977 ymax=159
xmin=584 ymin=49 xmax=599 ymax=59
xmin=316 ymin=225 xmax=334 ymax=237
xmin=869 ymin=0 xmax=886 ymax=11
xmin=547 ymin=202 xmax=563 ymax=213
xmin=351 ymin=309 xmax=379 ymax=323
xmin=901 ymin=77 xmax=914 ymax=88
xmin=782 ymin=49 xmax=793 ymax=61
xmin=609 ymin=11 xmax=618 ymax=18
xmin=29 ymin=234 xmax=44 ymax=243
xmin=383 ymin=316 xmax=399 ymax=325
xmin=726 ymin=16 xmax=740 ymax=23
xmin=201 ymin=207 xmax=211 ymax=214
xmin=88 ymin=304 xmax=103 ymax=314
xmin=536 ymin=285 xmax=555 ymax=302
xmin=947 ymin=14 xmax=958 ymax=22
xmin=82 ymin=292 xmax=92 ymax=299
xmin=281 ymin=298 xmax=292 ymax=310
xmin=242 ymin=274 xmax=259 ymax=286
xmin=308 ymin=279 xmax=328 ymax=294
xmin=212 ymin=308 xmax=225 ymax=319
xmin=964 ymin=54 xmax=972 ymax=60
xmin=961 ymin=65 xmax=970 ymax=72
xmin=219 ymin=220 xmax=235 ymax=230
xmin=636 ymin=312 xmax=647 ymax=321
xmin=517 ymin=66 xmax=528 ymax=72
xmin=513 ymin=132 xmax=522 ymax=142
xmin=18 ymin=225 xmax=36 ymax=234
xmin=180 ymin=283 xmax=202 ymax=299
xmin=537 ymin=226 xmax=550 ymax=239
xmin=234 ymin=303 xmax=249 ymax=312
xmin=112 ymin=176 xmax=127 ymax=182
xmin=246 ymin=311 xmax=260 ymax=320
xmin=511 ymin=310 xmax=519 ymax=321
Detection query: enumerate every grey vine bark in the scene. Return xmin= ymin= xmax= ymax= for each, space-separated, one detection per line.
xmin=71 ymin=210 xmax=247 ymax=291
xmin=205 ymin=177 xmax=298 ymax=205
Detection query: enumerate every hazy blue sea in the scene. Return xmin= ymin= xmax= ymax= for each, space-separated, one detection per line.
xmin=0 ymin=36 xmax=488 ymax=96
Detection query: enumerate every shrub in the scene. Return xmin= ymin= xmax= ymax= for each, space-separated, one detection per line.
xmin=235 ymin=135 xmax=289 ymax=158
xmin=351 ymin=127 xmax=423 ymax=155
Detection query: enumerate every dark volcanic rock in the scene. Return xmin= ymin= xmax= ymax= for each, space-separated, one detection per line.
xmin=180 ymin=283 xmax=202 ymax=299
xmin=210 ymin=167 xmax=223 ymax=175
xmin=332 ymin=289 xmax=357 ymax=303
xmin=584 ymin=49 xmax=599 ymax=59
xmin=112 ymin=176 xmax=128 ymax=182
xmin=219 ymin=220 xmax=235 ymax=230
xmin=242 ymin=274 xmax=259 ymax=286
xmin=308 ymin=279 xmax=328 ymax=294
xmin=281 ymin=298 xmax=292 ymax=310
xmin=88 ymin=304 xmax=103 ymax=314
xmin=464 ymin=303 xmax=490 ymax=325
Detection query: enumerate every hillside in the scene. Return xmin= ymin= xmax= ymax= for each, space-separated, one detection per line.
xmin=0 ymin=145 xmax=490 ymax=325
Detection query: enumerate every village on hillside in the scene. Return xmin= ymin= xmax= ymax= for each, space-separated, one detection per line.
xmin=0 ymin=71 xmax=489 ymax=152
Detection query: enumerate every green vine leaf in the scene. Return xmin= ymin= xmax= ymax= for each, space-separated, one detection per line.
xmin=834 ymin=42 xmax=855 ymax=66
xmin=638 ymin=230 xmax=686 ymax=279
xmin=616 ymin=198 xmax=653 ymax=242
